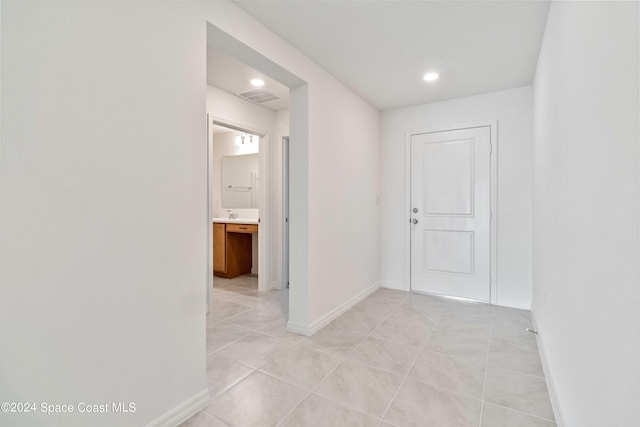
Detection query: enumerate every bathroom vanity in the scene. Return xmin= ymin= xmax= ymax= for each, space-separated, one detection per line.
xmin=212 ymin=219 xmax=259 ymax=279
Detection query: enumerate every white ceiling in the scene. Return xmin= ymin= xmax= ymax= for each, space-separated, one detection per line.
xmin=234 ymin=0 xmax=550 ymax=110
xmin=212 ymin=124 xmax=235 ymax=135
xmin=207 ymin=46 xmax=290 ymax=111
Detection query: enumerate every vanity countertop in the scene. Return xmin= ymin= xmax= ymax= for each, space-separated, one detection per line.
xmin=212 ymin=218 xmax=259 ymax=225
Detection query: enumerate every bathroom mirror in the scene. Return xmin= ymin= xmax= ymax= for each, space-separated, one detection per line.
xmin=221 ymin=153 xmax=259 ymax=209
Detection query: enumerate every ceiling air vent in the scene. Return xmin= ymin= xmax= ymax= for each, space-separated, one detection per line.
xmin=237 ymin=89 xmax=280 ymax=104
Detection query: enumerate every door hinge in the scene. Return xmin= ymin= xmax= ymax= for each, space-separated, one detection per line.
xmin=489 ymin=142 xmax=493 ymax=155
xmin=258 ymin=218 xmax=261 ymax=223
xmin=490 ymin=209 xmax=492 ymax=220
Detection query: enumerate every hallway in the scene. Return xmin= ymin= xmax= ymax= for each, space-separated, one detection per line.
xmin=184 ymin=279 xmax=555 ymax=427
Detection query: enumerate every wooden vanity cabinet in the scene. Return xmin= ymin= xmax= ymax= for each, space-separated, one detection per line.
xmin=213 ymin=223 xmax=227 ymax=272
xmin=213 ymin=222 xmax=256 ymax=279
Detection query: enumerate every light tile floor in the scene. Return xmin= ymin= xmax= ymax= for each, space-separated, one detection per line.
xmin=182 ymin=276 xmax=556 ymax=427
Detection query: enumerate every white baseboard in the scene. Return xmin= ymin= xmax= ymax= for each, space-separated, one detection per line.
xmin=286 ymin=319 xmax=313 ymax=336
xmin=286 ymin=281 xmax=381 ymax=336
xmin=531 ymin=312 xmax=565 ymax=427
xmin=380 ymin=281 xmax=409 ymax=292
xmin=146 ymin=388 xmax=210 ymax=427
xmin=381 ymin=282 xmax=531 ymax=311
xmin=493 ymin=300 xmax=531 ymax=310
xmin=269 ymin=280 xmax=281 ymax=290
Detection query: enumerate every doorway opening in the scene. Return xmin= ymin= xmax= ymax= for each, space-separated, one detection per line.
xmin=210 ymin=121 xmax=262 ymax=285
xmin=205 ymin=21 xmax=308 ymax=336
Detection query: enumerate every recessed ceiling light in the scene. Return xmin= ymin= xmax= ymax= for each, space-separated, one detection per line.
xmin=423 ymin=72 xmax=439 ymax=82
xmin=250 ymin=78 xmax=265 ymax=87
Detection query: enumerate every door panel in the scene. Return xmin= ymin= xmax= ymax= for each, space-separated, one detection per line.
xmin=424 ymin=229 xmax=474 ymax=275
xmin=410 ymin=127 xmax=491 ymax=302
xmin=424 ymin=140 xmax=473 ymax=216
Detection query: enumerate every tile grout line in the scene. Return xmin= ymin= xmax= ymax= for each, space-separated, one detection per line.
xmin=206 ymin=279 xmax=293 ymax=424
xmin=273 ymin=316 xmax=390 ymax=426
xmin=274 ymin=299 xmax=404 ymax=426
xmin=376 ymin=348 xmax=424 ymax=426
xmin=478 ymin=312 xmax=495 ymax=427
xmin=209 ymin=287 xmax=550 ymax=426
xmin=201 ymin=368 xmax=257 ymax=418
xmin=486 ymin=401 xmax=557 ymax=424
xmin=205 ymin=323 xmax=254 ymax=356
xmin=376 ymin=301 xmax=446 ymax=426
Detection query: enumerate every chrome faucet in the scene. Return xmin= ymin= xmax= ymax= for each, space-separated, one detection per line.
xmin=226 ymin=209 xmax=237 ymax=219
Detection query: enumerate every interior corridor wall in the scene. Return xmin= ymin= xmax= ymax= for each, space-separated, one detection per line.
xmin=532 ymin=2 xmax=640 ymax=425
xmin=271 ymin=109 xmax=290 ymax=289
xmin=0 ymin=1 xmax=380 ymax=425
xmin=381 ymin=86 xmax=534 ymax=308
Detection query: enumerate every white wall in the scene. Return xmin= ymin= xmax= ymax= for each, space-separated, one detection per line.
xmin=532 ymin=2 xmax=640 ymax=425
xmin=0 ymin=1 xmax=380 ymax=424
xmin=207 ymin=85 xmax=274 ymax=144
xmin=306 ymin=87 xmax=380 ymax=325
xmin=381 ymin=86 xmax=533 ymax=308
xmin=270 ymin=109 xmax=290 ymax=288
xmin=1 ymin=2 xmax=209 ymax=425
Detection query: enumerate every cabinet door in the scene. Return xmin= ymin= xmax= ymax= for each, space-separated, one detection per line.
xmin=213 ymin=223 xmax=226 ymax=272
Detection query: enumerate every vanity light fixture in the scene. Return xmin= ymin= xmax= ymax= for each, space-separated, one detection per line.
xmin=235 ymin=133 xmax=258 ymax=145
xmin=423 ymin=72 xmax=439 ymax=82
xmin=250 ymin=78 xmax=265 ymax=87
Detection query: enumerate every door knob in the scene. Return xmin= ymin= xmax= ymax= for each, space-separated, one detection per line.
xmin=412 ymin=219 xmax=419 ymax=225
xmin=412 ymin=208 xmax=419 ymax=213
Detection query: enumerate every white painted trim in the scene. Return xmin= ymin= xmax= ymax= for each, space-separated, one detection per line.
xmin=531 ymin=312 xmax=564 ymax=426
xmin=269 ymin=280 xmax=279 ymax=290
xmin=380 ymin=281 xmax=409 ymax=292
xmin=258 ymin=133 xmax=269 ymax=292
xmin=209 ymin=115 xmax=270 ymax=292
xmin=282 ymin=136 xmax=290 ymax=291
xmin=286 ymin=282 xmax=381 ymax=336
xmin=489 ymin=122 xmax=498 ymax=305
xmin=209 ymin=115 xmax=267 ymax=137
xmin=403 ymin=133 xmax=412 ymax=294
xmin=404 ymin=121 xmax=498 ymax=304
xmin=286 ymin=320 xmax=313 ymax=336
xmin=206 ymin=114 xmax=212 ymax=315
xmin=146 ymin=388 xmax=209 ymax=427
xmin=491 ymin=300 xmax=531 ymax=311
xmin=637 ymin=2 xmax=640 ymax=395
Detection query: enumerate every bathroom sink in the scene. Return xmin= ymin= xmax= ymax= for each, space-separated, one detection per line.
xmin=212 ymin=218 xmax=259 ymax=224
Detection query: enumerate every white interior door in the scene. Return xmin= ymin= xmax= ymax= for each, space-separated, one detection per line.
xmin=410 ymin=127 xmax=491 ymax=302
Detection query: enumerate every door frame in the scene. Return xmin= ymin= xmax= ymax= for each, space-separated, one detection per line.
xmin=404 ymin=121 xmax=498 ymax=304
xmin=208 ymin=114 xmax=270 ymax=294
xmin=282 ymin=136 xmax=290 ymax=290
